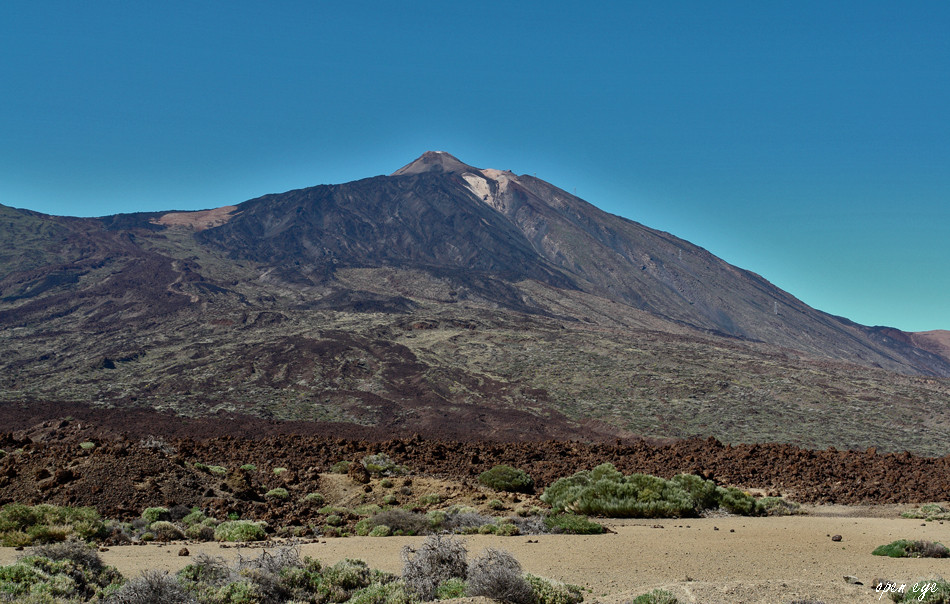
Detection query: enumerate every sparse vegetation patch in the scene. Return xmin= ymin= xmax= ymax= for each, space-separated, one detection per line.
xmin=541 ymin=464 xmax=763 ymax=518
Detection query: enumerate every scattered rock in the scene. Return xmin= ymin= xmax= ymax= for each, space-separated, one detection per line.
xmin=179 ymin=547 xmax=190 ymax=556
xmin=831 ymin=534 xmax=842 ymax=542
xmin=843 ymin=575 xmax=863 ymax=585
xmin=348 ymin=461 xmax=370 ymax=484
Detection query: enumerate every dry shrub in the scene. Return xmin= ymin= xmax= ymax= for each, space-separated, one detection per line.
xmin=466 ymin=548 xmax=536 ymax=604
xmin=401 ymin=534 xmax=467 ymax=600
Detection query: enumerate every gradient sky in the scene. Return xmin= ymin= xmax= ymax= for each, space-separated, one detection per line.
xmin=2 ymin=2 xmax=948 ymax=331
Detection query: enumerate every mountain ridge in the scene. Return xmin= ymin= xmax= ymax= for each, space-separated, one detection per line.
xmin=1 ymin=152 xmax=949 ymax=453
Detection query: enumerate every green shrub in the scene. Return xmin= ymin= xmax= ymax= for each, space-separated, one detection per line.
xmin=488 ymin=499 xmax=505 ymax=511
xmin=181 ymin=508 xmax=207 ymax=527
xmin=542 ymin=464 xmax=763 ymax=518
xmin=478 ymin=465 xmax=535 ymax=494
xmin=349 ymin=579 xmax=415 ymax=604
xmin=323 ymin=558 xmax=372 ymax=591
xmin=326 ymin=514 xmax=344 ymax=527
xmin=331 ymin=461 xmax=352 ymax=474
xmin=361 ymin=453 xmax=408 ymax=476
xmin=494 ymin=522 xmax=519 ymax=537
xmin=304 ymin=492 xmax=326 ymax=506
xmin=383 ymin=494 xmax=399 ymax=505
xmin=902 ymin=504 xmax=950 ymax=521
xmin=380 ymin=478 xmax=395 ymax=489
xmin=355 ymin=504 xmax=383 ymax=516
xmin=79 ymin=441 xmax=96 ymax=450
xmin=418 ymin=494 xmax=442 ymax=506
xmin=0 ymin=504 xmax=107 ymax=545
xmin=525 ymin=574 xmax=584 ymax=604
xmin=759 ymin=497 xmax=803 ymax=516
xmin=371 ymin=510 xmax=429 ymax=536
xmin=141 ymin=506 xmax=170 ymax=524
xmin=369 ymin=525 xmax=391 ymax=537
xmin=273 ymin=467 xmax=288 ymax=475
xmin=214 ymin=520 xmax=267 ymax=542
xmin=631 ymin=589 xmax=678 ymax=604
xmin=207 ymin=465 xmax=227 ymax=476
xmin=427 ymin=510 xmax=446 ymax=529
xmin=0 ymin=543 xmax=123 ymax=601
xmin=186 ymin=524 xmax=215 ymax=541
xmin=436 ymin=577 xmax=468 ymax=600
xmin=240 ymin=463 xmax=257 ymax=472
xmin=266 ymin=487 xmax=290 ymax=500
xmin=716 ymin=486 xmax=763 ymax=516
xmin=148 ymin=520 xmax=185 ymax=541
xmin=544 ymin=512 xmax=604 ymax=534
xmin=873 ymin=539 xmax=950 ymax=558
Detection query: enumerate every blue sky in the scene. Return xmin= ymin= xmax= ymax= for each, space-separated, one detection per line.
xmin=1 ymin=2 xmax=948 ymax=331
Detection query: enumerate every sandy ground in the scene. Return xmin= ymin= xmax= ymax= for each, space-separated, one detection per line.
xmin=3 ymin=507 xmax=949 ymax=603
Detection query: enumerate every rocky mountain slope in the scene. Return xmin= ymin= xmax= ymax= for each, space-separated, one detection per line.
xmin=1 ymin=152 xmax=948 ymax=454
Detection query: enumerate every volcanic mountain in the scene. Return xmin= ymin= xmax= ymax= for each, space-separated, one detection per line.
xmin=1 ymin=152 xmax=948 ymax=453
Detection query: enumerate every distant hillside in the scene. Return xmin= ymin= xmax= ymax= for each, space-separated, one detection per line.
xmin=1 ymin=152 xmax=949 ymax=454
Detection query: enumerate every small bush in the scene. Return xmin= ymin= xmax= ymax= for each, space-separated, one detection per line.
xmin=149 ymin=521 xmax=185 ymax=541
xmin=304 ymin=492 xmax=326 ymax=506
xmin=543 ymin=513 xmax=604 ymax=535
xmin=466 ymin=547 xmax=535 ymax=604
xmin=402 ymin=535 xmax=468 ymax=600
xmin=525 ymin=574 xmax=584 ymax=604
xmin=266 ymin=488 xmax=290 ymax=500
xmin=418 ymin=493 xmax=443 ymax=506
xmin=383 ymin=494 xmax=399 ymax=505
xmin=273 ymin=467 xmax=288 ymax=476
xmin=207 ymin=465 xmax=227 ymax=476
xmin=181 ymin=508 xmax=206 ymax=528
xmin=79 ymin=441 xmax=96 ymax=450
xmin=630 ymin=589 xmax=678 ymax=604
xmin=488 ymin=499 xmax=506 ymax=511
xmin=902 ymin=504 xmax=950 ymax=521
xmin=214 ymin=520 xmax=267 ymax=542
xmin=478 ymin=465 xmax=535 ymax=494
xmin=326 ymin=514 xmax=344 ymax=527
xmin=873 ymin=539 xmax=950 ymax=558
xmin=380 ymin=479 xmax=395 ymax=489
xmin=717 ymin=487 xmax=763 ymax=516
xmin=185 ymin=524 xmax=215 ymax=541
xmin=361 ymin=453 xmax=408 ymax=476
xmin=240 ymin=464 xmax=257 ymax=472
xmin=759 ymin=497 xmax=804 ymax=516
xmin=372 ymin=510 xmax=430 ymax=536
xmin=142 ymin=507 xmax=170 ymax=524
xmin=331 ymin=461 xmax=352 ymax=474
xmin=369 ymin=525 xmax=391 ymax=537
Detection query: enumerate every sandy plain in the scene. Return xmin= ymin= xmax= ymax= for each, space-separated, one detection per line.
xmin=3 ymin=505 xmax=948 ymax=603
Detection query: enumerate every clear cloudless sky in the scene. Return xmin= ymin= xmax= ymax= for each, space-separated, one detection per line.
xmin=1 ymin=2 xmax=948 ymax=331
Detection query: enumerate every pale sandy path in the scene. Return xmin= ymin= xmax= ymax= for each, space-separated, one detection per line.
xmin=3 ymin=511 xmax=949 ymax=603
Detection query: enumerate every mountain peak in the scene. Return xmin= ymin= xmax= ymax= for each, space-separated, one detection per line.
xmin=391 ymin=151 xmax=479 ymax=176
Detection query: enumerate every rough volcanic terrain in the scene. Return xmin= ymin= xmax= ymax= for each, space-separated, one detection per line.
xmin=2 ymin=418 xmax=949 ymax=530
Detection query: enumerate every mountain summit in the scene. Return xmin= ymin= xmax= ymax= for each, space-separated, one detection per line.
xmin=2 ymin=152 xmax=949 ymax=450
xmin=391 ymin=150 xmax=478 ymax=176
